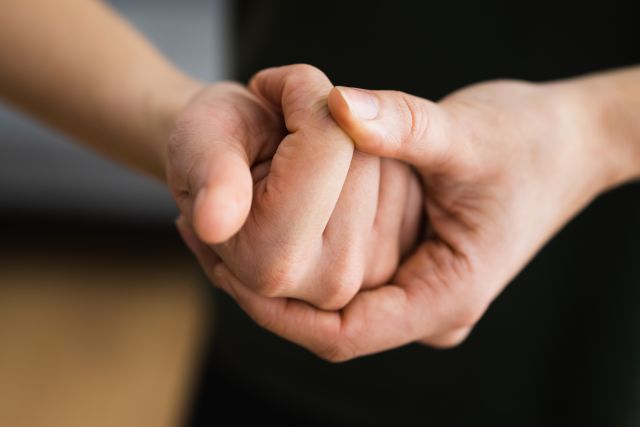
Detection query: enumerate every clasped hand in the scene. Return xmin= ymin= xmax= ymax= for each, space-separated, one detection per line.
xmin=170 ymin=64 xmax=611 ymax=361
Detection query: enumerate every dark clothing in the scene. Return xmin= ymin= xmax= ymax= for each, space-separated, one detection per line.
xmin=190 ymin=2 xmax=640 ymax=425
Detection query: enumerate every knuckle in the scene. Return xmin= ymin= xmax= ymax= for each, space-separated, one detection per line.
xmin=255 ymin=252 xmax=305 ymax=298
xmin=288 ymin=63 xmax=324 ymax=80
xmin=251 ymin=309 xmax=279 ymax=333
xmin=450 ymin=299 xmax=484 ymax=330
xmin=320 ymin=347 xmax=352 ymax=363
xmin=283 ymin=64 xmax=326 ymax=95
xmin=318 ymin=278 xmax=359 ymax=311
xmin=280 ymin=64 xmax=331 ymax=130
xmin=423 ymin=329 xmax=471 ymax=349
xmin=284 ymin=64 xmax=329 ymax=98
xmin=317 ymin=338 xmax=356 ymax=363
xmin=316 ymin=263 xmax=362 ymax=311
xmin=397 ymin=92 xmax=430 ymax=146
xmin=363 ymin=249 xmax=399 ymax=288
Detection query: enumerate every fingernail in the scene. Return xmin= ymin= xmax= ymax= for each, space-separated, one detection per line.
xmin=336 ymin=86 xmax=379 ymax=120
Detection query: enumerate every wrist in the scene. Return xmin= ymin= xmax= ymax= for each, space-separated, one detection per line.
xmin=548 ymin=69 xmax=640 ymax=193
xmin=144 ymin=70 xmax=204 ymax=181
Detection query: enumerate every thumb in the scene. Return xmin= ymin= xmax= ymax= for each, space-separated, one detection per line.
xmin=167 ymin=83 xmax=283 ymax=246
xmin=328 ymin=86 xmax=454 ymax=169
xmin=189 ymin=144 xmax=253 ymax=244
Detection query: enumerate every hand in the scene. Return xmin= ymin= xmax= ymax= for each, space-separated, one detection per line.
xmin=169 ymin=64 xmax=422 ymax=310
xmin=210 ymin=77 xmax=619 ymax=361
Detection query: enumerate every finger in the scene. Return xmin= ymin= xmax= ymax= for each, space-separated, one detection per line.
xmin=327 ymin=86 xmax=461 ymax=171
xmin=307 ymin=151 xmax=379 ymax=309
xmin=212 ymin=263 xmax=344 ymax=358
xmin=361 ymin=159 xmax=410 ymax=288
xmin=248 ymin=64 xmax=355 ymax=246
xmin=214 ymin=239 xmax=475 ymax=361
xmin=255 ymin=241 xmax=476 ymax=361
xmin=398 ymin=167 xmax=424 ymax=258
xmin=167 ymin=83 xmax=282 ymax=244
xmin=420 ymin=327 xmax=472 ymax=349
xmin=319 ymin=241 xmax=478 ymax=359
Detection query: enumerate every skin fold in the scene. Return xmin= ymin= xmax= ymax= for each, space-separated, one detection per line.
xmin=170 ymin=65 xmax=423 ymax=311
xmin=191 ymin=66 xmax=640 ymax=361
xmin=1 ymin=0 xmax=639 ymax=362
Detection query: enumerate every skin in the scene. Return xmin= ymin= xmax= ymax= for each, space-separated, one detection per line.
xmin=0 ymin=0 xmax=201 ymax=179
xmin=2 ymin=1 xmax=640 ymax=361
xmin=203 ymin=67 xmax=640 ymax=361
xmin=169 ymin=65 xmax=423 ymax=311
xmin=0 ymin=1 xmax=422 ymax=308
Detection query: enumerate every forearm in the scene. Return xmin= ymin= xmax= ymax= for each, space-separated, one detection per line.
xmin=0 ymin=0 xmax=203 ymax=180
xmin=554 ymin=65 xmax=640 ymax=190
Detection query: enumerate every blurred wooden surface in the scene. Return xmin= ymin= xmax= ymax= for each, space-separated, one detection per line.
xmin=0 ymin=222 xmax=209 ymax=427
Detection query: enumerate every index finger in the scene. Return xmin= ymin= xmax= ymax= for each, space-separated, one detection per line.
xmin=211 ymin=255 xmax=437 ymax=362
xmin=248 ymin=64 xmax=355 ymax=246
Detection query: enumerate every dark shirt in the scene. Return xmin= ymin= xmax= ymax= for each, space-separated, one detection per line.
xmin=190 ymin=2 xmax=640 ymax=426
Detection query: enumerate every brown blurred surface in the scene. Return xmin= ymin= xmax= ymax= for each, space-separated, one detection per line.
xmin=0 ymin=219 xmax=209 ymax=427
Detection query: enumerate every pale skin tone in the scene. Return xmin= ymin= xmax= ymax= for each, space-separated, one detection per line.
xmin=0 ymin=0 xmax=422 ymax=310
xmin=189 ymin=67 xmax=640 ymax=359
xmin=2 ymin=0 xmax=639 ymax=361
xmin=168 ymin=66 xmax=423 ymax=311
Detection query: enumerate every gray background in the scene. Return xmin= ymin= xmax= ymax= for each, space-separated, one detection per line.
xmin=0 ymin=0 xmax=229 ymax=222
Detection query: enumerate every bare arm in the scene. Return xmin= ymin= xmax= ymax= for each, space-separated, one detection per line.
xmin=564 ymin=66 xmax=640 ymax=186
xmin=200 ymin=64 xmax=640 ymax=361
xmin=0 ymin=0 xmax=202 ymax=180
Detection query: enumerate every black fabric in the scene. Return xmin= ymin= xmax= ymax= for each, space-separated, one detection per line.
xmin=189 ymin=2 xmax=640 ymax=425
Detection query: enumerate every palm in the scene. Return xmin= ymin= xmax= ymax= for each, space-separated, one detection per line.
xmin=394 ymin=80 xmax=601 ymax=346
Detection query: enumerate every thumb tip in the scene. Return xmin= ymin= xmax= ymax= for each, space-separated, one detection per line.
xmin=192 ymin=185 xmax=251 ymax=244
xmin=330 ymin=86 xmax=380 ymax=121
xmin=329 ymin=86 xmax=390 ymax=157
xmin=327 ymin=86 xmax=351 ymax=122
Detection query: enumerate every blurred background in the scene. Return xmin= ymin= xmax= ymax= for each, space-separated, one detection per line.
xmin=0 ymin=1 xmax=229 ymax=426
